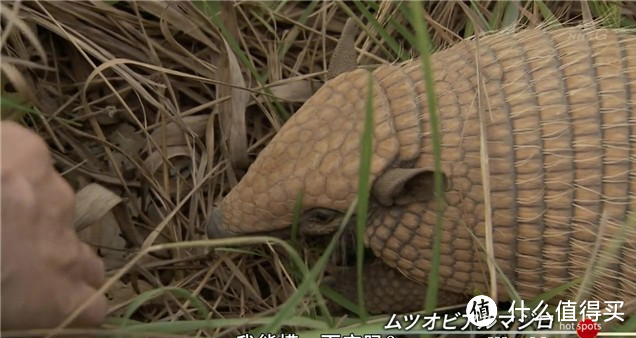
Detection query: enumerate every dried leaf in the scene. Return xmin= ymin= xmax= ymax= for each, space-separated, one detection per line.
xmin=109 ymin=123 xmax=145 ymax=173
xmin=218 ymin=36 xmax=250 ymax=169
xmin=106 ymin=279 xmax=154 ymax=310
xmin=213 ymin=1 xmax=250 ymax=171
xmin=149 ymin=115 xmax=208 ymax=147
xmin=142 ymin=145 xmax=193 ymax=175
xmin=74 ymin=183 xmax=123 ymax=231
xmin=269 ymin=80 xmax=315 ymax=103
xmin=75 ymin=184 xmax=128 ymax=270
xmin=79 ymin=210 xmax=128 ymax=270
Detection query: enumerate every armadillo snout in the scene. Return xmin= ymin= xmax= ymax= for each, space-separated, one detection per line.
xmin=205 ymin=207 xmax=239 ymax=239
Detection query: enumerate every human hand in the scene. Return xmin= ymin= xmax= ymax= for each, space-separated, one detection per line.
xmin=1 ymin=121 xmax=107 ymax=329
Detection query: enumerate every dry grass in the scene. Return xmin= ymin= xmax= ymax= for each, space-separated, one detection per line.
xmin=2 ymin=1 xmax=635 ymax=337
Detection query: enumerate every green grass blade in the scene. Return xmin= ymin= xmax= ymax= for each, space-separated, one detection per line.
xmin=297 ymin=317 xmax=393 ymax=338
xmin=589 ymin=1 xmax=622 ymax=28
xmin=194 ymin=1 xmax=290 ymax=120
xmin=618 ymin=309 xmax=636 ymax=332
xmin=527 ymin=278 xmax=581 ymax=307
xmin=121 ymin=287 xmax=209 ymax=326
xmin=0 ymin=95 xmax=38 ymax=121
xmin=363 ymin=0 xmax=418 ymax=52
xmin=386 ymin=17 xmax=417 ymax=52
xmin=259 ymin=199 xmax=359 ymax=333
xmin=470 ymin=0 xmax=493 ymax=31
xmin=502 ymin=1 xmax=521 ymax=28
xmin=319 ymin=285 xmax=363 ymax=317
xmin=406 ymin=1 xmax=445 ymax=314
xmin=113 ymin=316 xmax=329 ymax=333
xmin=534 ymin=0 xmax=562 ymax=28
xmin=276 ymin=0 xmax=319 ymax=59
xmin=354 ymin=73 xmax=375 ymax=322
xmin=347 ymin=1 xmax=409 ymax=61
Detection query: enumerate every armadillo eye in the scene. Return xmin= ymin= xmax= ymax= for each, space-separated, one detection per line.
xmin=300 ymin=208 xmax=344 ymax=235
xmin=307 ymin=208 xmax=338 ymax=224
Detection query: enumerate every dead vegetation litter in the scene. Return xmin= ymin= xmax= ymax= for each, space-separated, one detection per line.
xmin=1 ymin=1 xmax=635 ymax=337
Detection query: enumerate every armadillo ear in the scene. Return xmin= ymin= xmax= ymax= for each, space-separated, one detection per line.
xmin=326 ymin=18 xmax=359 ymax=80
xmin=372 ymin=168 xmax=448 ymax=207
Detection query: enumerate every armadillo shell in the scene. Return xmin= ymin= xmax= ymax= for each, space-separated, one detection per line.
xmin=364 ymin=26 xmax=636 ymax=307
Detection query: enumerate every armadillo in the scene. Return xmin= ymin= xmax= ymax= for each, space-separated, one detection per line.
xmin=206 ymin=26 xmax=636 ymax=311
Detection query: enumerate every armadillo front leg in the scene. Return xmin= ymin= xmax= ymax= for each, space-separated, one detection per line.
xmin=365 ymin=201 xmax=492 ymax=296
xmin=325 ymin=258 xmax=469 ymax=315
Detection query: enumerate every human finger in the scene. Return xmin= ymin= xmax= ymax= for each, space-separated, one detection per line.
xmin=62 ymin=282 xmax=108 ymax=328
xmin=68 ymin=241 xmax=105 ymax=290
xmin=1 ymin=122 xmax=53 ymax=183
xmin=37 ymin=171 xmax=77 ymax=231
xmin=0 ymin=172 xmax=39 ymax=241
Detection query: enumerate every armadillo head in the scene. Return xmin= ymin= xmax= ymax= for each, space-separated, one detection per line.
xmin=206 ymin=65 xmax=436 ymax=238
